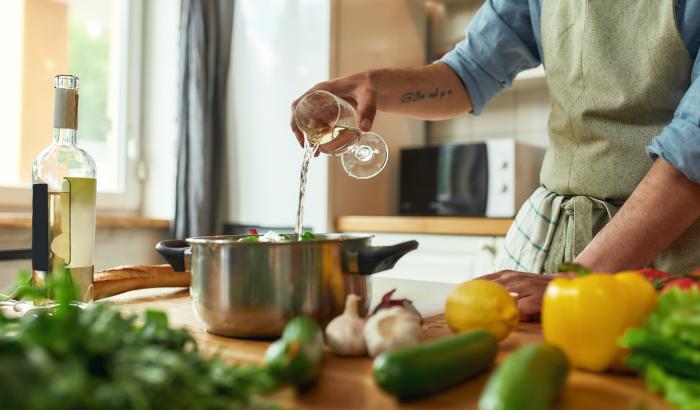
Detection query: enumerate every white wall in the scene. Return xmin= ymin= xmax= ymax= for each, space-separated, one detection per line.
xmin=0 ymin=1 xmax=24 ymax=186
xmin=140 ymin=0 xmax=180 ymax=220
xmin=226 ymin=0 xmax=330 ymax=231
xmin=430 ymin=86 xmax=551 ymax=148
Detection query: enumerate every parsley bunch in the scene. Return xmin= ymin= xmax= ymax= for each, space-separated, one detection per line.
xmin=0 ymin=271 xmax=277 ymax=410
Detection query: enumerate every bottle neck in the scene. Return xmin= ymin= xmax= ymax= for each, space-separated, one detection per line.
xmin=53 ymin=128 xmax=77 ymax=146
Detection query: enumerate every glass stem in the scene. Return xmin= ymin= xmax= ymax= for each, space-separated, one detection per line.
xmin=353 ymin=144 xmax=374 ymax=162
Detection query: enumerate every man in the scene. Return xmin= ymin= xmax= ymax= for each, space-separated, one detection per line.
xmin=291 ymin=0 xmax=700 ymax=320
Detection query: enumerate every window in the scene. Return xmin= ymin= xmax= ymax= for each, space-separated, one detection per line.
xmin=0 ymin=0 xmax=142 ymax=211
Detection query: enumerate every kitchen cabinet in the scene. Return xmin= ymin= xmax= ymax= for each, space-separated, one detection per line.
xmin=366 ymin=233 xmax=499 ymax=283
xmin=338 ymin=215 xmax=512 ymax=282
xmin=326 ymin=0 xmax=427 ymax=224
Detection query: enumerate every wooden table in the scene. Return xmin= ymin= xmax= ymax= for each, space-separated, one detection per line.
xmin=109 ymin=282 xmax=671 ymax=410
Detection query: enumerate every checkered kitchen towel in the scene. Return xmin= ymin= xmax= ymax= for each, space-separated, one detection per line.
xmin=494 ymin=187 xmax=565 ymax=274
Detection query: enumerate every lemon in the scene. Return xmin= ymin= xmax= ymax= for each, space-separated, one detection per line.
xmin=445 ymin=279 xmax=519 ymax=341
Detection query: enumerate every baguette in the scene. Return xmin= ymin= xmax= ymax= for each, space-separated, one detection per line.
xmin=93 ymin=264 xmax=190 ymax=300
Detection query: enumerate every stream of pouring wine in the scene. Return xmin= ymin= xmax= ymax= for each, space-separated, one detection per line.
xmin=294 ymin=139 xmax=319 ymax=240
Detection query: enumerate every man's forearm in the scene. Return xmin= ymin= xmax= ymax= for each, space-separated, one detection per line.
xmin=574 ymin=158 xmax=700 ymax=272
xmin=371 ymin=63 xmax=472 ymax=120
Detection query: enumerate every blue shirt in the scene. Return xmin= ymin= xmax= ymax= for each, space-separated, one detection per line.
xmin=441 ymin=0 xmax=700 ymax=184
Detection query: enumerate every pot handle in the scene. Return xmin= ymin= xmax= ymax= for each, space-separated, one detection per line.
xmin=353 ymin=240 xmax=419 ymax=275
xmin=155 ymin=240 xmax=191 ymax=272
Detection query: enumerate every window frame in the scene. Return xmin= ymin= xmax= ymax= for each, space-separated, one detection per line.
xmin=0 ymin=0 xmax=144 ymax=213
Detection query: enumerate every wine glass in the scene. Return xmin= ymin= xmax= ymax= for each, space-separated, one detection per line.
xmin=294 ymin=90 xmax=388 ymax=179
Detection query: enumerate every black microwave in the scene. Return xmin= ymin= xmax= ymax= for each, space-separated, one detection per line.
xmin=399 ymin=139 xmax=544 ymax=218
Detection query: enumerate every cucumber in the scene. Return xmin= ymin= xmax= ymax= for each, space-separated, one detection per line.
xmin=373 ymin=330 xmax=498 ymax=401
xmin=478 ymin=342 xmax=569 ymax=410
xmin=264 ymin=316 xmax=324 ymax=387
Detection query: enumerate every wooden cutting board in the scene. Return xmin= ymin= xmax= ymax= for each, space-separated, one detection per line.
xmin=111 ymin=290 xmax=672 ymax=410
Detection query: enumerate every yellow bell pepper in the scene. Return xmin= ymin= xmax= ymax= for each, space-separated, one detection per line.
xmin=541 ymin=272 xmax=656 ymax=372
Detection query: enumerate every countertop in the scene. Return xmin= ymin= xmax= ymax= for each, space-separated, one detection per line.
xmin=336 ymin=215 xmax=513 ymax=237
xmin=108 ymin=278 xmax=670 ymax=410
xmin=0 ymin=212 xmax=170 ymax=230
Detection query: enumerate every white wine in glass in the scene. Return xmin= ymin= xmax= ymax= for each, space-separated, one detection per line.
xmin=295 ymin=90 xmax=388 ymax=179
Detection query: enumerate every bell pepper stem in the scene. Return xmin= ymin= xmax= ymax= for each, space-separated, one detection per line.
xmin=558 ymin=263 xmax=591 ymax=276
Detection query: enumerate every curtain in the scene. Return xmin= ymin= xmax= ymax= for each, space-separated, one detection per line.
xmin=174 ymin=0 xmax=234 ymax=238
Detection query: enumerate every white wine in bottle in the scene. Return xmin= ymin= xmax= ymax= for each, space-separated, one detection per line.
xmin=32 ymin=75 xmax=97 ymax=303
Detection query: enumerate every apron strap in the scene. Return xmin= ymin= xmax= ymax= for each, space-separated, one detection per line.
xmin=562 ymin=196 xmax=618 ymax=261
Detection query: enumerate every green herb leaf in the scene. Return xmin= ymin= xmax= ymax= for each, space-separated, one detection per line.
xmin=621 ymin=288 xmax=700 ymax=409
xmin=301 ymin=231 xmax=316 ymax=241
xmin=238 ymin=235 xmax=260 ymax=243
xmin=0 ymin=271 xmax=278 ymax=409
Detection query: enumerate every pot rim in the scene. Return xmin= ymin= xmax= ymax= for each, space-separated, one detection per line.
xmin=186 ymin=233 xmax=374 ymax=246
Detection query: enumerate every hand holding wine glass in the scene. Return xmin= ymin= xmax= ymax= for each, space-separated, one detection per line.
xmin=294 ymin=90 xmax=388 ymax=179
xmin=290 ymin=71 xmax=378 ymax=149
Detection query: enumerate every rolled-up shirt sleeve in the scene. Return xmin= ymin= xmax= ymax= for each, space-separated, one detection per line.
xmin=440 ymin=0 xmax=541 ymax=115
xmin=646 ymin=51 xmax=700 ymax=184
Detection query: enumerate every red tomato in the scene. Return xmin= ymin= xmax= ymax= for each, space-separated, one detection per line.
xmin=690 ymin=268 xmax=700 ymax=280
xmin=662 ymin=277 xmax=700 ymax=293
xmin=636 ymin=268 xmax=672 ymax=282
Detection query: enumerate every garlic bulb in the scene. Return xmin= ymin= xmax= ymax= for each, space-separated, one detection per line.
xmin=325 ymin=294 xmax=367 ymax=356
xmin=364 ymin=306 xmax=422 ymax=357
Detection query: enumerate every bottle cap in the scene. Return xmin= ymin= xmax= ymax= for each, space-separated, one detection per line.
xmin=54 ymin=74 xmax=79 ymax=90
xmin=53 ymin=75 xmax=79 ymax=129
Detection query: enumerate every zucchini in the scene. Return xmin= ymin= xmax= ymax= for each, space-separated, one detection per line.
xmin=478 ymin=342 xmax=569 ymax=410
xmin=264 ymin=316 xmax=324 ymax=387
xmin=373 ymin=330 xmax=498 ymax=401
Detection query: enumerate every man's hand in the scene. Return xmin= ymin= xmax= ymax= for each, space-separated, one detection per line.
xmin=480 ymin=271 xmax=557 ymax=322
xmin=290 ymin=71 xmax=377 ymax=149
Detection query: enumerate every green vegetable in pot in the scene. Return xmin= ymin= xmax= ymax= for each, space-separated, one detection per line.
xmin=0 ymin=269 xmax=277 ymax=410
xmin=237 ymin=231 xmax=316 ymax=243
xmin=300 ymin=231 xmax=316 ymax=241
xmin=619 ymin=288 xmax=700 ymax=410
xmin=278 ymin=232 xmax=316 ymax=241
xmin=238 ymin=235 xmax=260 ymax=242
xmin=265 ymin=316 xmax=324 ymax=387
xmin=479 ymin=342 xmax=569 ymax=410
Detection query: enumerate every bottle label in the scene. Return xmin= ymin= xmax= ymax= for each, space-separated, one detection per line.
xmin=53 ymin=88 xmax=79 ymax=129
xmin=32 ymin=184 xmax=49 ymax=271
xmin=62 ymin=177 xmax=96 ymax=268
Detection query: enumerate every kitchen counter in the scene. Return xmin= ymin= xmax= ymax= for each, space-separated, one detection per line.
xmin=336 ymin=215 xmax=513 ymax=237
xmin=109 ymin=278 xmax=669 ymax=410
xmin=0 ymin=212 xmax=170 ymax=230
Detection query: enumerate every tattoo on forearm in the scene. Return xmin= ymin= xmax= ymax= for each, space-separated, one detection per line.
xmin=400 ymin=88 xmax=453 ymax=104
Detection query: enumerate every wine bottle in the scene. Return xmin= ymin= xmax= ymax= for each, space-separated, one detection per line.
xmin=32 ymin=75 xmax=97 ymax=303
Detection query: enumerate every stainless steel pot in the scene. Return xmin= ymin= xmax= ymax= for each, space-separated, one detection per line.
xmin=156 ymin=234 xmax=417 ymax=338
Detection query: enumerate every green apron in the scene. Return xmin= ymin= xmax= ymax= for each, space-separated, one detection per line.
xmin=497 ymin=0 xmax=700 ymax=274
